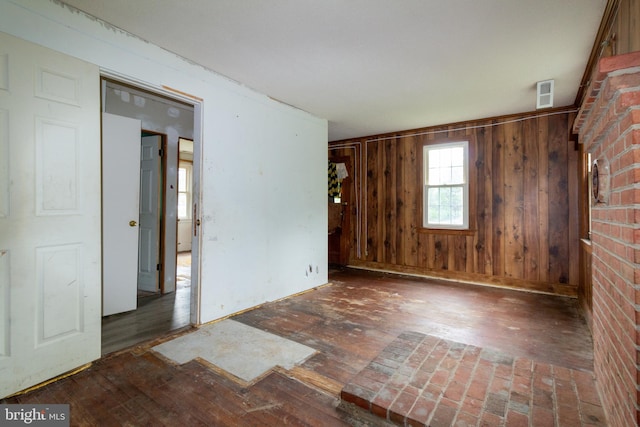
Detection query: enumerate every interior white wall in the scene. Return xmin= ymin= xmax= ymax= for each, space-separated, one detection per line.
xmin=0 ymin=0 xmax=328 ymax=324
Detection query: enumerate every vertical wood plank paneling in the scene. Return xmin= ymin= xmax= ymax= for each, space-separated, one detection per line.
xmin=503 ymin=121 xmax=525 ymax=279
xmin=375 ymin=140 xmax=384 ymax=262
xmin=446 ymin=235 xmax=455 ymax=271
xmin=547 ymin=115 xmax=570 ymax=284
xmin=492 ymin=121 xmax=506 ymax=277
xmin=330 ymin=110 xmax=579 ymax=292
xmin=482 ymin=126 xmax=494 ymax=275
xmin=328 ymin=144 xmax=360 ymax=260
xmin=631 ymin=0 xmax=640 ymax=51
xmin=328 ymin=0 xmax=639 ymax=293
xmin=383 ymin=139 xmax=397 ymax=264
xmin=463 ymin=128 xmax=476 ymax=271
xmin=567 ymin=116 xmax=580 ymax=286
xmin=355 ymin=142 xmax=363 ymax=260
xmin=537 ymin=115 xmax=550 ymax=283
xmin=453 ymin=234 xmax=467 ymax=272
xmin=617 ymin=0 xmax=631 ymax=54
xmin=426 ymin=233 xmax=435 ymax=269
xmin=467 ymin=235 xmax=475 ymax=272
xmin=610 ymin=0 xmax=640 ymax=54
xmin=523 ymin=118 xmax=540 ymax=281
xmin=473 ymin=128 xmax=485 ymax=274
xmin=417 ymin=229 xmax=428 ymax=268
xmin=396 ymin=137 xmax=407 ymax=265
xmin=402 ymin=136 xmax=419 ymax=267
xmin=438 ymin=235 xmax=447 ymax=270
xmin=366 ymin=140 xmax=381 ymax=262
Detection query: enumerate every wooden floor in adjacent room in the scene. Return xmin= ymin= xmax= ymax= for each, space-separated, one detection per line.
xmin=2 ymin=268 xmax=596 ymax=426
xmin=101 ymin=252 xmax=192 ymax=355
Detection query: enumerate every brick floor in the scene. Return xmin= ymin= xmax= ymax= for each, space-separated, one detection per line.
xmin=340 ymin=332 xmax=606 ymax=427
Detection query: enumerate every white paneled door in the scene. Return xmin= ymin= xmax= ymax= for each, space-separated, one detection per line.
xmin=138 ymin=135 xmax=161 ymax=292
xmin=0 ymin=32 xmax=102 ymax=397
xmin=101 ymin=113 xmax=141 ymax=316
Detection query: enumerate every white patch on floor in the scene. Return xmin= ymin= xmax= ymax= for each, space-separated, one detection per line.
xmin=152 ymin=319 xmax=316 ymax=383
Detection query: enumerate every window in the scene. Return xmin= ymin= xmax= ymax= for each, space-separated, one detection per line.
xmin=423 ymin=141 xmax=469 ymax=229
xmin=178 ymin=161 xmax=192 ymax=219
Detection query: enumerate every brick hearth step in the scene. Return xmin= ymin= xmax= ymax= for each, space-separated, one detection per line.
xmin=340 ymin=332 xmax=605 ymax=426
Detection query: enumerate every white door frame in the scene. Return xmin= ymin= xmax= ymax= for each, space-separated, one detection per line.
xmin=100 ymin=71 xmax=203 ymax=326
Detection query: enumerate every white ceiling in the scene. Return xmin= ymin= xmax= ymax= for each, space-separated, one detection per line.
xmin=61 ymin=0 xmax=607 ymax=141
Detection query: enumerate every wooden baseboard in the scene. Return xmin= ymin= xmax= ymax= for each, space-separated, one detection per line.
xmin=345 ymin=261 xmax=578 ymax=298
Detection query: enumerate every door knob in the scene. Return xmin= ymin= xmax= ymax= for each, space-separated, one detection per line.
xmin=129 ymin=220 xmax=137 ymax=227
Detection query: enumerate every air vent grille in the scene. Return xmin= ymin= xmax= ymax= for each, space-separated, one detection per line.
xmin=536 ymin=79 xmax=554 ymax=109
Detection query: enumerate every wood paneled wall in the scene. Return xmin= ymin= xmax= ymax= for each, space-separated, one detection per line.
xmin=608 ymin=0 xmax=640 ymax=55
xmin=329 ymin=111 xmax=580 ymax=296
xmin=578 ymin=0 xmax=640 ymax=106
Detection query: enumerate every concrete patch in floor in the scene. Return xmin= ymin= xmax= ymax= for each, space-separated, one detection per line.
xmin=152 ymin=319 xmax=316 ymax=383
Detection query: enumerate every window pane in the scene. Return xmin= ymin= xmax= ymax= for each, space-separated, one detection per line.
xmin=451 ymin=206 xmax=463 ymax=224
xmin=178 ymin=168 xmax=187 ymax=192
xmin=428 ymin=167 xmax=441 ymax=185
xmin=438 ymin=188 xmax=452 ymax=223
xmin=427 ymin=185 xmax=464 ymax=225
xmin=429 ymin=149 xmax=440 ymax=168
xmin=178 ymin=193 xmax=187 ymax=218
xmin=442 ymin=166 xmax=453 ymax=184
xmin=451 ymin=166 xmax=464 ymax=184
xmin=427 ymin=188 xmax=439 ymax=222
xmin=451 ymin=147 xmax=463 ymax=166
xmin=440 ymin=149 xmax=451 ymax=168
xmin=429 ymin=146 xmax=466 ymax=185
xmin=428 ymin=187 xmax=440 ymax=205
xmin=451 ymin=186 xmax=464 ymax=224
xmin=424 ymin=141 xmax=468 ymax=229
xmin=439 ymin=187 xmax=451 ymax=206
xmin=451 ymin=186 xmax=463 ymax=205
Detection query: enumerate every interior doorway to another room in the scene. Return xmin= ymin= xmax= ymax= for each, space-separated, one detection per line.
xmin=100 ymin=79 xmax=199 ymax=354
xmin=328 ymin=156 xmax=352 ymax=266
xmin=178 ymin=138 xmax=194 ymax=254
xmin=174 ymin=137 xmax=194 ymax=338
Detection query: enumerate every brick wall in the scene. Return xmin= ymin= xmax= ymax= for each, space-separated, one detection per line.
xmin=573 ymin=51 xmax=640 ymax=427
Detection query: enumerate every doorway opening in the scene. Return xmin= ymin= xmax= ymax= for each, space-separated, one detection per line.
xmin=100 ymin=78 xmax=200 ymax=354
xmin=328 ymin=156 xmax=352 ymax=266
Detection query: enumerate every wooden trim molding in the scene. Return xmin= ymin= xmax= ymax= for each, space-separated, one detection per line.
xmin=347 ymin=261 xmax=578 ymax=298
xmin=575 ymin=0 xmax=621 ymax=107
xmin=418 ymin=228 xmax=476 ymax=236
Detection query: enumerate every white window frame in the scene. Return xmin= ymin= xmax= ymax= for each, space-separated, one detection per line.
xmin=423 ymin=140 xmax=469 ymax=230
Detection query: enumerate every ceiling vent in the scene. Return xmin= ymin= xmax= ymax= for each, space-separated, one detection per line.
xmin=536 ymin=79 xmax=554 ymax=109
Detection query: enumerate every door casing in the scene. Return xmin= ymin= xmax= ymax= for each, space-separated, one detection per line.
xmin=100 ymin=74 xmax=202 ymax=325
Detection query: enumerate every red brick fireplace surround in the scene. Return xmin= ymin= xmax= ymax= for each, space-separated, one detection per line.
xmin=573 ymin=50 xmax=640 ymax=426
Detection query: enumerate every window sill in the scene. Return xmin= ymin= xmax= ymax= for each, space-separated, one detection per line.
xmin=419 ymin=228 xmax=476 ymax=236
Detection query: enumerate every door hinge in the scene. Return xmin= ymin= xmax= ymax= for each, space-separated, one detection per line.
xmin=158 ymin=148 xmax=164 ymax=157
xmin=156 ymin=263 xmax=161 ymax=271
